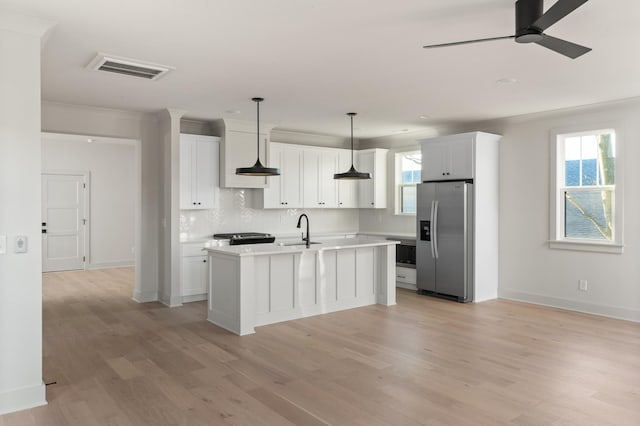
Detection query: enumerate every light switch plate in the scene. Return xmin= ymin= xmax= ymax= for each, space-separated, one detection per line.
xmin=0 ymin=235 xmax=6 ymax=254
xmin=14 ymin=235 xmax=28 ymax=253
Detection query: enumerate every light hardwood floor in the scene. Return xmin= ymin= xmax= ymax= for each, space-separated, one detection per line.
xmin=1 ymin=268 xmax=639 ymax=425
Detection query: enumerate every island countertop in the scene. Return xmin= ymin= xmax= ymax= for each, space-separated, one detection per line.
xmin=204 ymin=237 xmax=398 ymax=257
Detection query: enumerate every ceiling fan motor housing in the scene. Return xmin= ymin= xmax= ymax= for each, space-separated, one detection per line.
xmin=515 ymin=0 xmax=544 ymax=43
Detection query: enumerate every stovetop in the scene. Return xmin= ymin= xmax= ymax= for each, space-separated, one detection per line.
xmin=213 ymin=232 xmax=275 ymax=245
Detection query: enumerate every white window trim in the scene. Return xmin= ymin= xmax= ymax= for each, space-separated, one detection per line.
xmin=394 ymin=149 xmax=421 ymax=216
xmin=549 ymin=124 xmax=624 ymax=254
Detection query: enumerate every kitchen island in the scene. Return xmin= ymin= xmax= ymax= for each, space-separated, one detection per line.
xmin=205 ymin=238 xmax=397 ymax=335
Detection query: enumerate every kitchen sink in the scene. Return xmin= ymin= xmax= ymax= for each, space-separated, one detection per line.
xmin=277 ymin=241 xmax=321 ymax=246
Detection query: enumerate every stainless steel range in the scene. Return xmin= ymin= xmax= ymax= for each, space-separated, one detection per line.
xmin=213 ymin=232 xmax=275 ymax=245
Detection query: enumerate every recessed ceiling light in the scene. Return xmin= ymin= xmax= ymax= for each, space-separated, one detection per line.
xmin=393 ymin=129 xmax=410 ymax=133
xmin=87 ymin=138 xmax=94 ymax=143
xmin=418 ymin=115 xmax=430 ymax=120
xmin=225 ymin=109 xmax=241 ymax=114
xmin=496 ymin=77 xmax=518 ymax=84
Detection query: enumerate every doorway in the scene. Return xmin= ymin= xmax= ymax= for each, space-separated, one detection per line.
xmin=41 ymin=172 xmax=89 ymax=272
xmin=41 ymin=132 xmax=141 ymax=297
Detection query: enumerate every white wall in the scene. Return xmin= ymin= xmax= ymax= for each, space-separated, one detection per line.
xmin=360 ymin=98 xmax=640 ymax=322
xmin=0 ymin=14 xmax=53 ymax=415
xmin=41 ymin=135 xmax=136 ymax=269
xmin=41 ymin=102 xmax=161 ymax=303
xmin=483 ymin=99 xmax=640 ymax=322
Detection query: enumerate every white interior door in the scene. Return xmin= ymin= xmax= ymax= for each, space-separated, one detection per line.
xmin=42 ymin=173 xmax=87 ymax=272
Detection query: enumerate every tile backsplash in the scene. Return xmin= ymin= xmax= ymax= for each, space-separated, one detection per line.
xmin=180 ymin=188 xmax=359 ymax=240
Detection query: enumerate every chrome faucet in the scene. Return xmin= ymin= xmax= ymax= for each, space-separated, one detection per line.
xmin=296 ymin=213 xmax=310 ymax=248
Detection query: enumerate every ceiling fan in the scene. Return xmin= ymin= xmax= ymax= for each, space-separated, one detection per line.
xmin=423 ymin=0 xmax=591 ymax=59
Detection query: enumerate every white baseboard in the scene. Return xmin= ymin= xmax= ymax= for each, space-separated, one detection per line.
xmin=158 ymin=293 xmax=183 ymax=308
xmin=499 ymin=289 xmax=640 ymax=323
xmin=0 ymin=383 xmax=47 ymax=416
xmin=87 ymin=260 xmax=134 ymax=270
xmin=396 ymin=282 xmax=417 ymax=291
xmin=132 ymin=290 xmax=158 ymax=303
xmin=182 ymin=293 xmax=207 ymax=303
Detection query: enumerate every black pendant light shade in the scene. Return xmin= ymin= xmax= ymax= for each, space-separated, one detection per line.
xmin=236 ymin=97 xmax=280 ymax=176
xmin=334 ymin=112 xmax=371 ymax=180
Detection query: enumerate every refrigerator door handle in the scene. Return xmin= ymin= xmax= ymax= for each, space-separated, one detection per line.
xmin=433 ymin=200 xmax=439 ymax=259
xmin=429 ymin=200 xmax=435 ymax=258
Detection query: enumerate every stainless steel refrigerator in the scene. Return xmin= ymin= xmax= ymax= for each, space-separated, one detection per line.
xmin=416 ymin=180 xmax=474 ymax=302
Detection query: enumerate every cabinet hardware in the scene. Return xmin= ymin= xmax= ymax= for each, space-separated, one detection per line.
xmin=202 ymin=259 xmax=207 ymax=263
xmin=397 ymin=275 xmax=406 ymax=279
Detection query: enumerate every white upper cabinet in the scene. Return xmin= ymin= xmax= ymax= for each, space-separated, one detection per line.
xmin=357 ymin=148 xmax=388 ymax=209
xmin=420 ymin=133 xmax=474 ymax=181
xmin=256 ymin=143 xmax=387 ymax=209
xmin=258 ymin=142 xmax=303 ymax=208
xmin=215 ymin=118 xmax=276 ymax=189
xmin=180 ymin=134 xmax=219 ymax=210
xmin=337 ymin=148 xmax=358 ymax=208
xmin=303 ymin=148 xmax=339 ymax=208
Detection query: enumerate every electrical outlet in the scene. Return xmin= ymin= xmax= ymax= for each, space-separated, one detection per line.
xmin=578 ymin=279 xmax=588 ymax=291
xmin=14 ymin=235 xmax=28 ymax=253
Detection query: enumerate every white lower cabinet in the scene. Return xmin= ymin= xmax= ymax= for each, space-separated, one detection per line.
xmin=180 ymin=242 xmax=208 ymax=302
xmin=395 ymin=266 xmax=417 ymax=291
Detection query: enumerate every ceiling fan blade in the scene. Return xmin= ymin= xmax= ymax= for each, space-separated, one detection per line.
xmin=535 ymin=34 xmax=591 ymax=59
xmin=533 ymin=0 xmax=589 ymax=31
xmin=423 ymin=35 xmax=514 ymax=49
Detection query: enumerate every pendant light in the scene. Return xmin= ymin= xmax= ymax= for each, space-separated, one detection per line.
xmin=235 ymin=97 xmax=280 ymax=176
xmin=334 ymin=112 xmax=371 ymax=180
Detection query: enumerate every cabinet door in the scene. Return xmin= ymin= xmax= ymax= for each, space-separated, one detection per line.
xmin=319 ymin=151 xmax=339 ymax=208
xmin=303 ymin=150 xmax=321 ymax=208
xmin=447 ymin=136 xmax=474 ymax=180
xmin=181 ymin=255 xmax=208 ymax=297
xmin=421 ymin=136 xmax=474 ymax=181
xmin=262 ymin=143 xmax=284 ymax=208
xmin=337 ymin=149 xmax=358 ymax=208
xmin=180 ymin=137 xmax=195 ymax=209
xmin=194 ymin=138 xmax=219 ymax=209
xmin=281 ymin=146 xmax=303 ymax=208
xmin=421 ymin=141 xmax=447 ymax=181
xmin=358 ymin=151 xmax=376 ymax=207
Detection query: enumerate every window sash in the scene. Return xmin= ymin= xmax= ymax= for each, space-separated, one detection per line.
xmin=550 ymin=127 xmax=622 ymax=252
xmin=562 ymin=187 xmax=615 ymax=241
xmin=399 ymin=184 xmax=417 ymax=214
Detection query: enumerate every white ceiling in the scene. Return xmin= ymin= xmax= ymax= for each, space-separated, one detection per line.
xmin=2 ymin=0 xmax=639 ymax=138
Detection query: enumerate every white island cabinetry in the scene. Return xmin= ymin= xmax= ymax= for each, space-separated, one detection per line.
xmin=206 ymin=238 xmax=397 ymax=335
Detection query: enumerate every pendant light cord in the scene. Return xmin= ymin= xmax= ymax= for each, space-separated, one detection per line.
xmin=350 ymin=113 xmax=354 ymax=166
xmin=256 ymin=99 xmax=260 ymax=158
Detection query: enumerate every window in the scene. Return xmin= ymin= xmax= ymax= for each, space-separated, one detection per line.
xmin=551 ymin=128 xmax=623 ymax=253
xmin=395 ymin=151 xmax=421 ymax=214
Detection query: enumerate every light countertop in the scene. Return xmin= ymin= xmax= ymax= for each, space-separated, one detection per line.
xmin=204 ymin=237 xmax=398 ymax=257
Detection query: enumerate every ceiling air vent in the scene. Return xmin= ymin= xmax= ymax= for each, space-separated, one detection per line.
xmin=87 ymin=53 xmax=174 ymax=80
